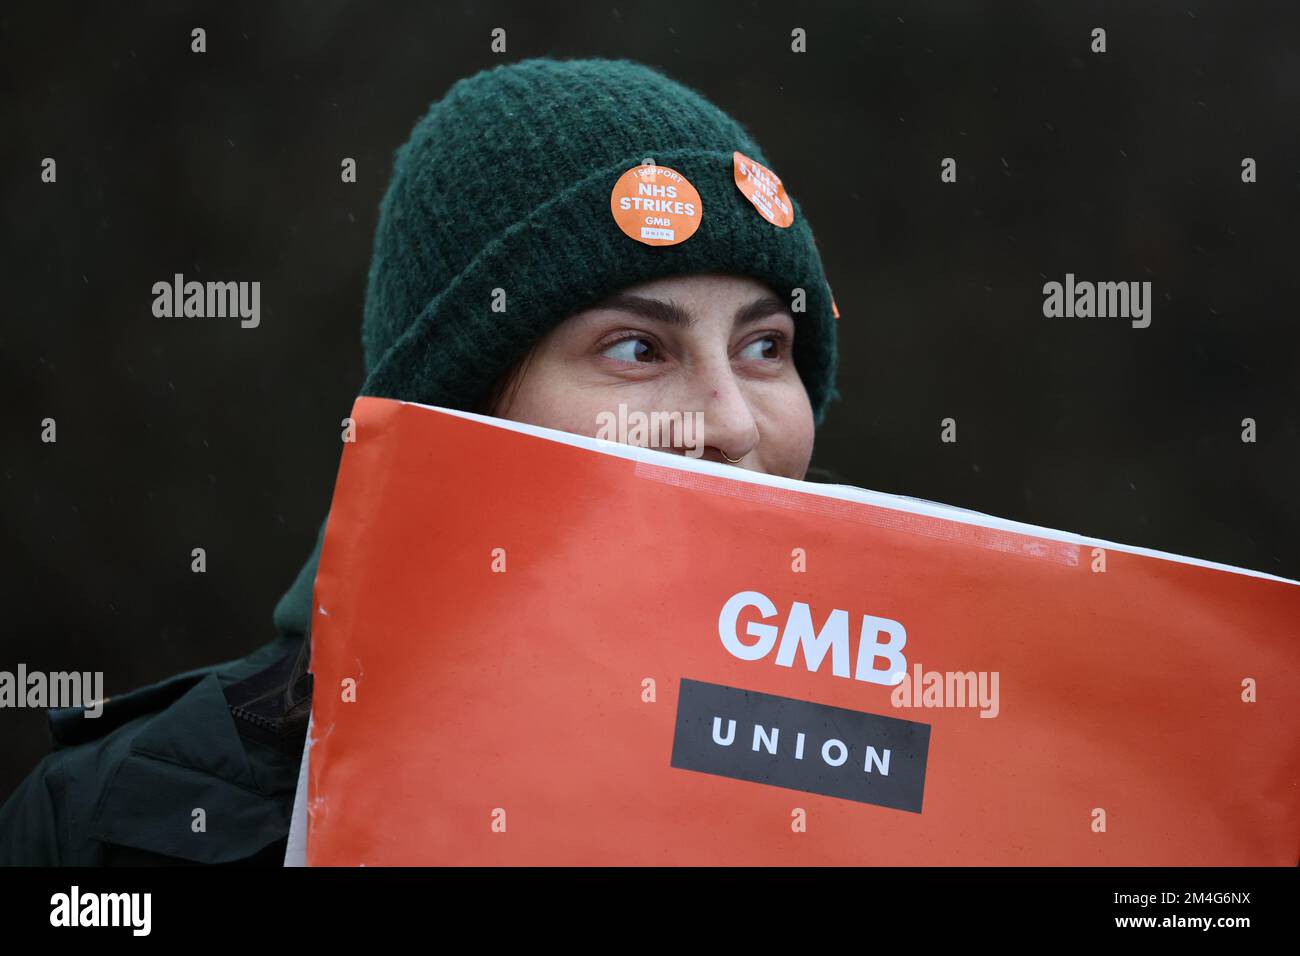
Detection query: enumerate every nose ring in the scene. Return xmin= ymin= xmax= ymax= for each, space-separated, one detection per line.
xmin=718 ymin=425 xmax=758 ymax=464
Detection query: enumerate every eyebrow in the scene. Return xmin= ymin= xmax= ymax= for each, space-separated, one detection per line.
xmin=595 ymin=292 xmax=791 ymax=328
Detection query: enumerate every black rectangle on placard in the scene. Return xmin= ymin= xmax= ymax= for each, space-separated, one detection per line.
xmin=670 ymin=678 xmax=931 ymax=813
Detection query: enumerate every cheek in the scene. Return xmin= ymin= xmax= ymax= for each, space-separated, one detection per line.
xmin=755 ymin=382 xmax=816 ymax=479
xmin=495 ymin=365 xmax=608 ymax=438
xmin=498 ymin=350 xmax=674 ymax=438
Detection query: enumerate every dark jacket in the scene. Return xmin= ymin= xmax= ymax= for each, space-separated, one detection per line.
xmin=0 ymin=520 xmax=325 ymax=866
xmin=0 ymin=634 xmax=308 ymax=865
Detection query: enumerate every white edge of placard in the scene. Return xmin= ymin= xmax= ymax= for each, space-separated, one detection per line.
xmin=284 ymin=710 xmax=311 ymax=866
xmin=394 ymin=398 xmax=1298 ymax=587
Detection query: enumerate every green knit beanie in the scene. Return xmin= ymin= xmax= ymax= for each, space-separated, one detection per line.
xmin=273 ymin=56 xmax=839 ymax=643
xmin=359 ymin=55 xmax=839 ymax=423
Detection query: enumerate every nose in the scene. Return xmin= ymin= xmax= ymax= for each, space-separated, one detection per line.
xmin=691 ymin=364 xmax=760 ymax=466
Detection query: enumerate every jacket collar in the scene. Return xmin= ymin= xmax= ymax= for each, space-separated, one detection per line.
xmin=83 ymin=640 xmax=306 ymax=864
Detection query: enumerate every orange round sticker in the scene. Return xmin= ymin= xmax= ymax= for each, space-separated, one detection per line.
xmin=610 ymin=163 xmax=703 ymax=246
xmin=732 ymin=150 xmax=794 ymax=228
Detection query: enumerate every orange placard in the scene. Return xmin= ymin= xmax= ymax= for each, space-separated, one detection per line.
xmin=609 ymin=162 xmax=702 ymax=246
xmin=304 ymin=397 xmax=1300 ymax=865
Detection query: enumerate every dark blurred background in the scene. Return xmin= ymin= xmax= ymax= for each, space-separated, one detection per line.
xmin=2 ymin=0 xmax=1297 ymax=798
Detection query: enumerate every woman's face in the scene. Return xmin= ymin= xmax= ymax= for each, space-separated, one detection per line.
xmin=491 ymin=272 xmax=815 ymax=479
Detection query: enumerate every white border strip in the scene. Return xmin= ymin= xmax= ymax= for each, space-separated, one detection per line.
xmin=283 ymin=710 xmax=311 ymax=867
xmin=399 ymin=400 xmax=1298 ymax=587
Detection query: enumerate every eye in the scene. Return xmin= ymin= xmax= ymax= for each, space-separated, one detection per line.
xmin=602 ymin=336 xmax=658 ymax=363
xmin=738 ymin=335 xmax=782 ymax=361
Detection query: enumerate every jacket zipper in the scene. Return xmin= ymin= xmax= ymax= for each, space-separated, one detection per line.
xmin=229 ymin=705 xmax=280 ymax=732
